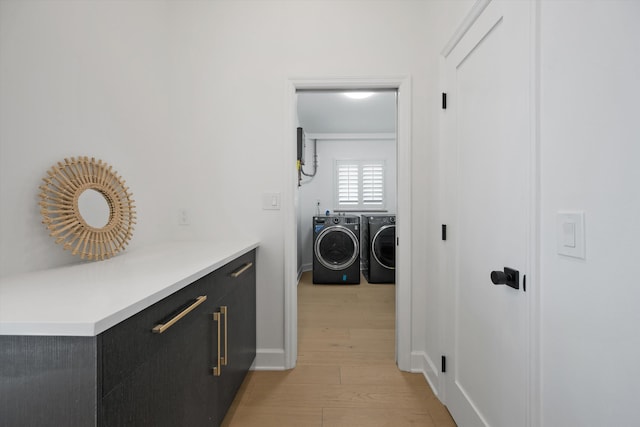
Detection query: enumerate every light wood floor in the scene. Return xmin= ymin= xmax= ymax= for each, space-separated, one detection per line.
xmin=222 ymin=271 xmax=457 ymax=427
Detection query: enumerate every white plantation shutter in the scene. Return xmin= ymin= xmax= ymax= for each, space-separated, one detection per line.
xmin=362 ymin=162 xmax=384 ymax=206
xmin=337 ymin=163 xmax=359 ymax=206
xmin=335 ymin=160 xmax=385 ymax=211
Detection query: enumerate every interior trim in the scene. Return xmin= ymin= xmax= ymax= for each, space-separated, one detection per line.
xmin=284 ymin=76 xmax=413 ymax=371
xmin=305 ymin=132 xmax=396 ymax=141
xmin=441 ymin=0 xmax=492 ymax=58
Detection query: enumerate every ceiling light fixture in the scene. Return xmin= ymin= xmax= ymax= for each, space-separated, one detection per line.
xmin=343 ymin=92 xmax=374 ymax=100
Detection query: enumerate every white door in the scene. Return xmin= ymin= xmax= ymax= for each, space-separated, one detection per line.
xmin=443 ymin=1 xmax=533 ymax=426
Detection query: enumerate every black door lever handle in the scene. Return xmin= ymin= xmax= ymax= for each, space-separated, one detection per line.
xmin=490 ymin=267 xmax=519 ymax=290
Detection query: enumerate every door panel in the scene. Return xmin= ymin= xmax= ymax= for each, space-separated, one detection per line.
xmin=444 ymin=1 xmax=531 ymax=426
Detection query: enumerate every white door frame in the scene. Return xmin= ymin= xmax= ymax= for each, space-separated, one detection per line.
xmin=440 ymin=0 xmax=540 ymax=423
xmin=283 ymin=76 xmax=413 ymax=371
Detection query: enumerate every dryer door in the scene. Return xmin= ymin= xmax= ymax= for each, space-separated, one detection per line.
xmin=315 ymin=226 xmax=359 ymax=270
xmin=372 ymin=225 xmax=396 ymax=270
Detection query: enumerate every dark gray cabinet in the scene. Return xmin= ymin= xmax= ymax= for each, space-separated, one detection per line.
xmin=0 ymin=249 xmax=256 ymax=427
xmin=208 ymin=256 xmax=257 ymax=426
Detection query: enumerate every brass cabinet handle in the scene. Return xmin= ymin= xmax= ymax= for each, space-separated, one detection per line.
xmin=230 ymin=262 xmax=253 ymax=278
xmin=152 ymin=295 xmax=207 ymax=334
xmin=221 ymin=306 xmax=228 ymax=366
xmin=213 ymin=311 xmax=221 ymax=376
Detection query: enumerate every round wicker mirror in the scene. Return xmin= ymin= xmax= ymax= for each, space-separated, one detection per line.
xmin=39 ymin=156 xmax=136 ymax=261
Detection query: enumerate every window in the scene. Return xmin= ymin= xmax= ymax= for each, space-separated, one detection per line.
xmin=335 ymin=160 xmax=385 ymax=211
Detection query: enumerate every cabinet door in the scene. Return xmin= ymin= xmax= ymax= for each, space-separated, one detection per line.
xmin=101 ymin=273 xmax=224 ymax=427
xmin=226 ymin=252 xmax=256 ymax=387
xmin=101 ymin=271 xmax=216 ymax=396
xmin=212 ymin=253 xmax=256 ymax=425
xmin=101 ymin=300 xmax=215 ymax=427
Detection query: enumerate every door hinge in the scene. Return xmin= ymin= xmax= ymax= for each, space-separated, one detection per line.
xmin=442 ymin=93 xmax=447 ymax=110
xmin=442 ymin=224 xmax=447 ymax=241
xmin=397 ymin=237 xmax=399 ymax=246
xmin=441 ymin=355 xmax=447 ymax=373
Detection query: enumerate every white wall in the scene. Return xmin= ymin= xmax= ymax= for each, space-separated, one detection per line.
xmin=298 ymin=137 xmax=397 ymax=271
xmin=421 ymin=0 xmax=640 ymax=424
xmin=0 ymin=0 xmax=174 ymax=275
xmin=167 ymin=0 xmax=431 ymax=369
xmin=539 ymin=1 xmax=640 ymax=424
xmin=0 ymin=0 xmax=432 ymax=370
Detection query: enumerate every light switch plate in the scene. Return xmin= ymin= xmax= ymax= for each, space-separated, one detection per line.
xmin=557 ymin=211 xmax=585 ymax=259
xmin=262 ymin=192 xmax=281 ymax=210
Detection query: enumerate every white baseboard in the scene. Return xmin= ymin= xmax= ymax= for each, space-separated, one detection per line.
xmin=411 ymin=351 xmax=441 ymax=400
xmin=297 ymin=264 xmax=312 ymax=283
xmin=252 ymin=348 xmax=287 ymax=370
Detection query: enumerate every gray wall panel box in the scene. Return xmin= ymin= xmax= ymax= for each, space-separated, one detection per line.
xmin=297 ymin=127 xmax=306 ymax=165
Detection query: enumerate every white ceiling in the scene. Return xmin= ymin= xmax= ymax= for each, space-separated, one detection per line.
xmin=296 ymin=90 xmax=397 ymax=135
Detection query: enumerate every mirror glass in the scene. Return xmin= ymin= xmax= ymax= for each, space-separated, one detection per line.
xmin=78 ymin=189 xmax=111 ymax=228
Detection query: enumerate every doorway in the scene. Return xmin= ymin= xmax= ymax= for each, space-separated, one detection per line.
xmin=296 ymin=89 xmax=397 ymax=278
xmin=283 ymin=77 xmax=412 ymax=371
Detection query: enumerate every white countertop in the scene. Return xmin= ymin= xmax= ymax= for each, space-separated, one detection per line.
xmin=0 ymin=240 xmax=259 ymax=336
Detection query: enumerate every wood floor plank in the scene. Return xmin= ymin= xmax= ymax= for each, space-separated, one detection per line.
xmin=298 ymin=312 xmax=394 ymax=329
xmin=222 ymin=405 xmax=323 ymax=427
xmin=322 ymin=407 xmax=437 ymax=427
xmin=245 ymin=365 xmax=341 ymax=385
xmin=348 ymin=328 xmax=395 ymax=340
xmin=340 ymin=365 xmax=429 ymax=387
xmin=298 ymin=329 xmax=394 ymax=353
xmin=298 ymin=301 xmax=394 ymax=313
xmin=299 ymin=336 xmax=395 ymax=353
xmin=298 ymin=327 xmax=351 ymax=342
xmin=241 ymin=383 xmax=439 ymax=411
xmin=296 ymin=350 xmax=395 ymax=366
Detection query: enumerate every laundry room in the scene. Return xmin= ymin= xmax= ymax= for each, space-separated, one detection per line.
xmin=295 ymin=90 xmax=397 ymax=283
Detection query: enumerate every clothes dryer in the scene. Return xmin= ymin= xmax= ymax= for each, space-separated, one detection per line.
xmin=361 ymin=215 xmax=396 ymax=283
xmin=312 ymin=215 xmax=360 ymax=284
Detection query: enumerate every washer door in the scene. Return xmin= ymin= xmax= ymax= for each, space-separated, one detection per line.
xmin=372 ymin=225 xmax=396 ymax=270
xmin=315 ymin=225 xmax=359 ymax=270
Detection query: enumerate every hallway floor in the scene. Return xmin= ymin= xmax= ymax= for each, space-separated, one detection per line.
xmin=222 ymin=271 xmax=456 ymax=427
